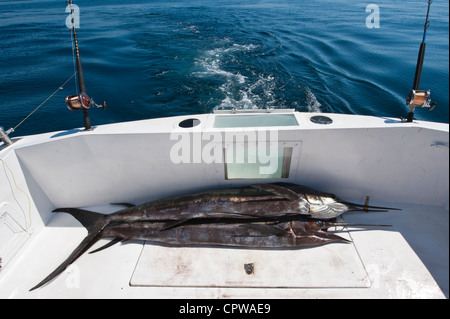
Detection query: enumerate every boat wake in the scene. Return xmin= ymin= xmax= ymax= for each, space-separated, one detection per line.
xmin=194 ymin=41 xmax=322 ymax=113
xmin=194 ymin=43 xmax=262 ymax=110
xmin=304 ymin=87 xmax=322 ymax=113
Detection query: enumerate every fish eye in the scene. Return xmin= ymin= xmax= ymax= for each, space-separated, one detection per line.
xmin=315 ymin=221 xmax=322 ymax=226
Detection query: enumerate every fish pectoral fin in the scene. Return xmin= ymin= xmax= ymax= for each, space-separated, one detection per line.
xmin=89 ymin=237 xmax=123 ymax=254
xmin=110 ymin=202 xmax=136 ymax=208
xmin=250 ymin=183 xmax=301 ymax=201
xmin=203 ymin=212 xmax=259 ymax=219
xmin=291 ymin=232 xmax=350 ymax=246
xmin=313 ymin=231 xmax=351 ymax=243
xmin=160 ymin=212 xmax=260 ymax=231
xmin=239 ymin=223 xmax=290 ymax=237
xmin=159 ymin=219 xmax=189 ymax=231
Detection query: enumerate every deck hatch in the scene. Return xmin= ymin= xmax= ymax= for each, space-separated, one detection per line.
xmin=213 ymin=114 xmax=299 ymax=128
xmin=130 ymin=233 xmax=370 ymax=288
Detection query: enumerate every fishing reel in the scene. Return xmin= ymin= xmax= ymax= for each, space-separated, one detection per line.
xmin=66 ymin=92 xmax=106 ymax=111
xmin=406 ymin=89 xmax=436 ymax=110
xmin=404 ymin=89 xmax=436 ymax=122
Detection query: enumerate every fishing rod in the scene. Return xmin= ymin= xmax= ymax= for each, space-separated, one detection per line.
xmin=405 ymin=0 xmax=436 ymax=122
xmin=65 ymin=0 xmax=105 ymax=130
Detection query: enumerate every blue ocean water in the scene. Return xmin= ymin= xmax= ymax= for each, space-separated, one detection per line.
xmin=1 ymin=0 xmax=448 ymax=136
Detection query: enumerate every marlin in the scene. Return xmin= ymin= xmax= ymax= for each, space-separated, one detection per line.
xmin=55 ymin=182 xmax=398 ymax=226
xmin=30 ymin=183 xmax=396 ymax=290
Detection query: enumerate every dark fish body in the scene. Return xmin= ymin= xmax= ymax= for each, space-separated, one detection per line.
xmin=107 ymin=185 xmax=301 ymax=223
xmin=31 ymin=183 xmax=396 ymax=291
xmin=99 ymin=183 xmax=397 ymax=224
xmin=102 ymin=219 xmax=349 ymax=249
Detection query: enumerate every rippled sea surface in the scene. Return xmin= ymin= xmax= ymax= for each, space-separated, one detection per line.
xmin=1 ymin=0 xmax=448 ymax=136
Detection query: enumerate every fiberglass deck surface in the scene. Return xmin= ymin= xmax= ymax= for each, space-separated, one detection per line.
xmin=0 ymin=201 xmax=447 ymax=298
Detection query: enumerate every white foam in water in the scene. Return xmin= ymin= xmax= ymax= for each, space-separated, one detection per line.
xmin=304 ymin=87 xmax=322 ymax=113
xmin=194 ymin=44 xmax=255 ymax=84
xmin=195 ymin=43 xmax=280 ymax=110
xmin=218 ymin=93 xmax=256 ymax=110
xmin=195 ymin=42 xmax=323 ymax=112
xmin=216 ymin=73 xmax=281 ymax=110
xmin=194 ymin=42 xmax=329 ymax=112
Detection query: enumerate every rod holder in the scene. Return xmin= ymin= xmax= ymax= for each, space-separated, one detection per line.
xmin=0 ymin=127 xmax=14 ymax=146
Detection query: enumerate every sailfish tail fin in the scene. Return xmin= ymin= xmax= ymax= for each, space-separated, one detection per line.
xmin=53 ymin=208 xmax=106 ymax=232
xmin=29 ymin=208 xmax=109 ymax=291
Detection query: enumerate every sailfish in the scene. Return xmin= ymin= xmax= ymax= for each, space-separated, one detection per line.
xmin=30 ymin=183 xmax=396 ymax=290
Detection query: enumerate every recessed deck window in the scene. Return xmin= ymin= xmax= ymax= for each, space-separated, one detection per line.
xmin=224 ymin=146 xmax=293 ymax=180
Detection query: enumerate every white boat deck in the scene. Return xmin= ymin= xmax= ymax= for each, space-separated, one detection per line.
xmin=0 ymin=201 xmax=447 ymax=298
xmin=0 ymin=111 xmax=448 ymax=298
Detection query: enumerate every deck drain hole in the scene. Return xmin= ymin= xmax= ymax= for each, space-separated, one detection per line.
xmin=244 ymin=263 xmax=254 ymax=275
